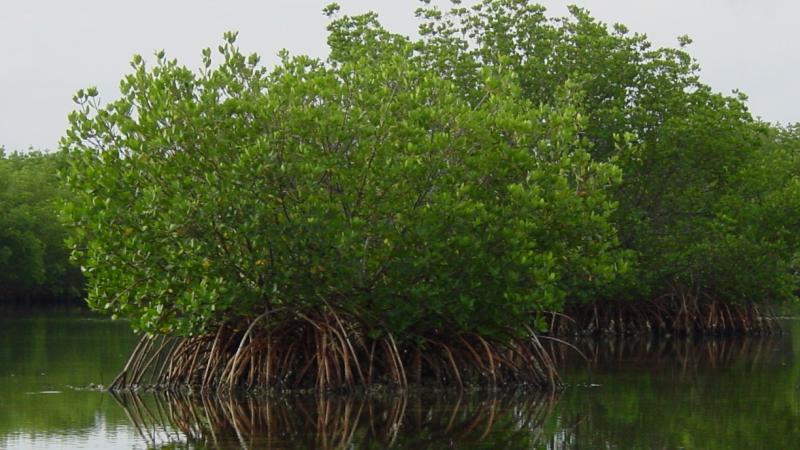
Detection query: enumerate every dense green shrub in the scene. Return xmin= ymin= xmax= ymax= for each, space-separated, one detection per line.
xmin=415 ymin=0 xmax=800 ymax=308
xmin=63 ymin=1 xmax=800 ymax=344
xmin=62 ymin=21 xmax=623 ymax=337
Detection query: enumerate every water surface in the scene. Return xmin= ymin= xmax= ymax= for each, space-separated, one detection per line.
xmin=1 ymin=313 xmax=798 ymax=449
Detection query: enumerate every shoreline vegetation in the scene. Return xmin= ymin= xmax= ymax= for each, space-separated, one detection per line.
xmin=0 ymin=150 xmax=84 ymax=307
xmin=4 ymin=1 xmax=795 ymax=392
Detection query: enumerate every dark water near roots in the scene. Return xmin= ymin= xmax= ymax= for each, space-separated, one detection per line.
xmin=1 ymin=313 xmax=799 ymax=449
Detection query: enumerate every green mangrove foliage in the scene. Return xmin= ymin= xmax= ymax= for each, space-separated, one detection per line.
xmin=414 ymin=0 xmax=800 ymax=332
xmin=0 ymin=150 xmax=82 ymax=305
xmin=62 ymin=11 xmax=625 ymax=389
xmin=62 ymin=22 xmax=622 ymax=338
xmin=61 ymin=1 xmax=800 ymax=389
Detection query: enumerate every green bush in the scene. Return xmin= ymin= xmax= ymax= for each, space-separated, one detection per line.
xmin=63 ymin=2 xmax=800 ymax=342
xmin=62 ymin=18 xmax=623 ymax=338
xmin=415 ymin=0 xmax=800 ymax=308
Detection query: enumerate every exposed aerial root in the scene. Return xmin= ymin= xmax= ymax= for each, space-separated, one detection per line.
xmin=550 ymin=294 xmax=781 ymax=337
xmin=110 ymin=307 xmax=562 ymax=392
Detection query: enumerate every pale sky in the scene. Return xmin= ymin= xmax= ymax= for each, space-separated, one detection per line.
xmin=1 ymin=0 xmax=798 ymax=152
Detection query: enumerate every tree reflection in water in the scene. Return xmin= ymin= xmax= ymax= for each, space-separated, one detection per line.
xmin=552 ymin=332 xmax=789 ymax=374
xmin=113 ymin=390 xmax=559 ymax=449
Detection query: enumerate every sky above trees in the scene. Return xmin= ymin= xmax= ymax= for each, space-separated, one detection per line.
xmin=1 ymin=0 xmax=798 ymax=152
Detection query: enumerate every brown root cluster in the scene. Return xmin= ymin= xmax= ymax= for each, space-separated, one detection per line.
xmin=110 ymin=307 xmax=561 ymax=392
xmin=550 ymin=294 xmax=781 ymax=337
xmin=113 ymin=390 xmax=557 ymax=450
xmin=552 ymin=328 xmax=789 ymax=375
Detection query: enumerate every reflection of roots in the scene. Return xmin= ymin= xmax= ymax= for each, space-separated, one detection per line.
xmin=552 ymin=295 xmax=780 ymax=337
xmin=551 ymin=327 xmax=789 ymax=376
xmin=110 ymin=307 xmax=560 ymax=392
xmin=113 ymin=391 xmax=557 ymax=449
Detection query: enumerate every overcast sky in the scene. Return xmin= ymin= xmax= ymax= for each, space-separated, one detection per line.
xmin=1 ymin=0 xmax=798 ymax=152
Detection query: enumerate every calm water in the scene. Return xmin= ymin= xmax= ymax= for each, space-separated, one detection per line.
xmin=1 ymin=313 xmax=798 ymax=449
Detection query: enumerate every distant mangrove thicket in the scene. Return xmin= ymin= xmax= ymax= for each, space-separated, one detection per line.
xmin=60 ymin=1 xmax=800 ymax=391
xmin=0 ymin=150 xmax=83 ymax=306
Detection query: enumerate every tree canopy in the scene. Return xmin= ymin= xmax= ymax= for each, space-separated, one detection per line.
xmin=412 ymin=0 xmax=800 ymax=309
xmin=62 ymin=1 xmax=800 ymax=342
xmin=63 ymin=18 xmax=622 ymax=338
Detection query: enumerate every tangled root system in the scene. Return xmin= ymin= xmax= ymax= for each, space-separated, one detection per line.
xmin=551 ymin=293 xmax=780 ymax=337
xmin=110 ymin=307 xmax=561 ymax=393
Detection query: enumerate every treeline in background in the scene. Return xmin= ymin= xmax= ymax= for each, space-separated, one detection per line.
xmin=0 ymin=149 xmax=83 ymax=308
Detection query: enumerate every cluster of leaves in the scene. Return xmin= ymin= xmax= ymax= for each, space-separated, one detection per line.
xmin=62 ymin=19 xmax=622 ymax=337
xmin=63 ymin=1 xmax=800 ymax=338
xmin=413 ymin=0 xmax=800 ymax=307
xmin=0 ymin=150 xmax=83 ymax=304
